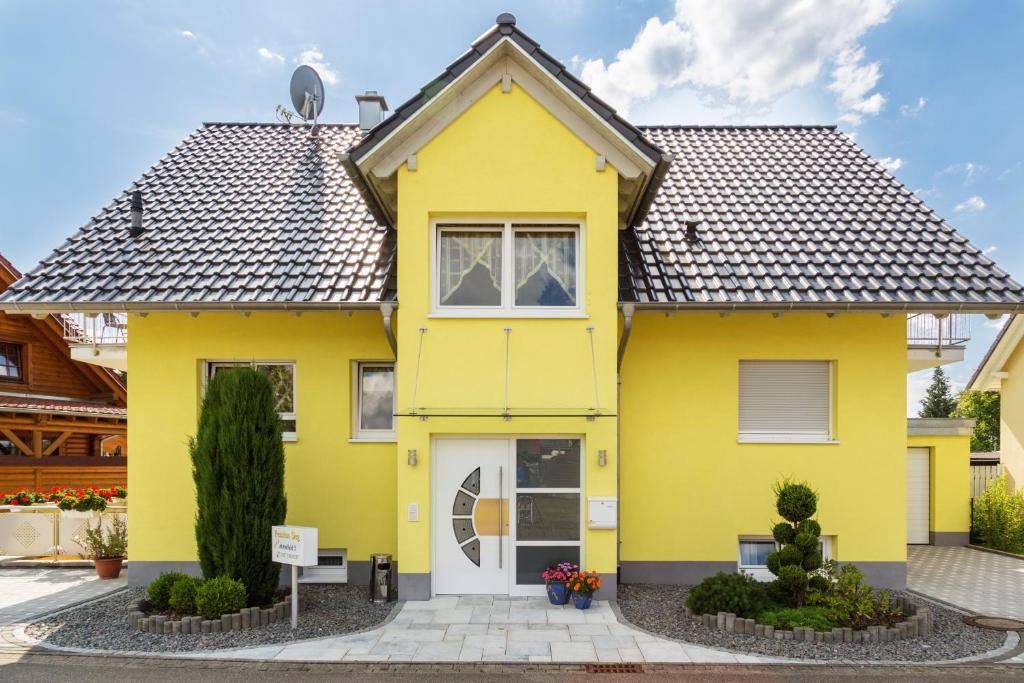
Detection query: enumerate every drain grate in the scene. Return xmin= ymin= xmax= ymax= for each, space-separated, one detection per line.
xmin=586 ymin=663 xmax=645 ymax=674
xmin=963 ymin=615 xmax=1024 ymax=631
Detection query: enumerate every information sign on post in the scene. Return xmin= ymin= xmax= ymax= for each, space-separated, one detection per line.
xmin=272 ymin=525 xmax=318 ymax=629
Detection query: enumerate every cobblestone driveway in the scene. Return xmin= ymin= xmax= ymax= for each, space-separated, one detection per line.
xmin=908 ymin=546 xmax=1024 ymax=620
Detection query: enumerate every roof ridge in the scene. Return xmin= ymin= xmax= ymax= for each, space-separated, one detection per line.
xmin=201 ymin=121 xmax=360 ymax=128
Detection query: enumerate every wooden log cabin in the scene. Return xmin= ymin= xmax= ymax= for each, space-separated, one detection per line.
xmin=0 ymin=254 xmax=127 ymax=491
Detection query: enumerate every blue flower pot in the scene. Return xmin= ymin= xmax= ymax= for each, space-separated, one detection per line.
xmin=546 ymin=582 xmax=570 ymax=605
xmin=572 ymin=591 xmax=592 ymax=610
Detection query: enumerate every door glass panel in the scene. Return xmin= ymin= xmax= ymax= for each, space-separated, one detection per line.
xmin=515 ymin=493 xmax=580 ymax=541
xmin=516 ymin=545 xmax=581 ymax=585
xmin=516 ymin=439 xmax=580 ymax=488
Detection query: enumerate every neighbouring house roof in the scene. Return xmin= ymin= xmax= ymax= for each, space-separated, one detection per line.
xmin=969 ymin=315 xmax=1022 ymax=390
xmin=0 ymin=395 xmax=127 ymax=419
xmin=620 ymin=125 xmax=1024 ymax=310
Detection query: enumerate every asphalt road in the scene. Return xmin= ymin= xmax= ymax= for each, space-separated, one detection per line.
xmin=1 ymin=652 xmax=1023 ymax=682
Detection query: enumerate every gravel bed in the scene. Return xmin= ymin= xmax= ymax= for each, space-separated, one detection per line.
xmin=617 ymin=584 xmax=1007 ymax=662
xmin=26 ymin=584 xmax=394 ymax=653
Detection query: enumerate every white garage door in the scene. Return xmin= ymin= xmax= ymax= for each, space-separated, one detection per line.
xmin=907 ymin=448 xmax=930 ymax=544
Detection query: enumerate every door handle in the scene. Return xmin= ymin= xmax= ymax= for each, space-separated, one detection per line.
xmin=498 ymin=466 xmax=503 ymax=569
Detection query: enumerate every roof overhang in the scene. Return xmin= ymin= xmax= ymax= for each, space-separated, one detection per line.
xmin=0 ymin=301 xmax=390 ymax=315
xmin=620 ymin=302 xmax=1024 ymax=314
xmin=969 ymin=314 xmax=1022 ymax=391
xmin=343 ymin=36 xmax=663 ymax=230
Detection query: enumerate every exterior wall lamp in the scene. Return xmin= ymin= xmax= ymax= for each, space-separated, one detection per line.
xmin=407 ymin=449 xmax=418 ymax=466
xmin=597 ymin=449 xmax=607 ymax=467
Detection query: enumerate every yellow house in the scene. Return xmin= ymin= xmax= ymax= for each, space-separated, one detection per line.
xmin=970 ymin=315 xmax=1024 ymax=488
xmin=2 ymin=14 xmax=1020 ymax=598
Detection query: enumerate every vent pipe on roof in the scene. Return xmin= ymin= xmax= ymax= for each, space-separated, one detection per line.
xmin=685 ymin=220 xmax=699 ymax=242
xmin=356 ymin=91 xmax=389 ymax=134
xmin=129 ymin=190 xmax=144 ymax=238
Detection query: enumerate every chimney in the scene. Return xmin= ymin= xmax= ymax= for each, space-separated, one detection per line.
xmin=129 ymin=190 xmax=144 ymax=238
xmin=685 ymin=220 xmax=699 ymax=242
xmin=356 ymin=91 xmax=389 ymax=133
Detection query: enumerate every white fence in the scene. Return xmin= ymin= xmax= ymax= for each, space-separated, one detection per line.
xmin=970 ymin=464 xmax=1003 ymax=499
xmin=0 ymin=505 xmax=126 ymax=558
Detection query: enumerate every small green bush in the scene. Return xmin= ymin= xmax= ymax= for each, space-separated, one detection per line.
xmin=794 ymin=532 xmax=818 ymax=554
xmin=797 ymin=519 xmax=821 ymax=538
xmin=769 ymin=564 xmax=808 ymax=606
xmin=776 ymin=544 xmax=803 ymax=566
xmin=774 ymin=480 xmax=817 ymax=523
xmin=195 ymin=576 xmax=247 ymax=620
xmin=801 ymin=550 xmax=822 ymax=572
xmin=686 ymin=572 xmax=769 ymax=619
xmin=169 ymin=576 xmax=203 ymax=616
xmin=972 ymin=475 xmax=1024 ymax=553
xmin=147 ymin=572 xmax=189 ymax=611
xmin=757 ymin=606 xmax=834 ymax=631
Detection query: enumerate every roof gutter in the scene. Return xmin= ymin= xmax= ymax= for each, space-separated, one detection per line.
xmin=0 ymin=301 xmax=391 ymax=315
xmin=621 ymin=301 xmax=1024 ymax=315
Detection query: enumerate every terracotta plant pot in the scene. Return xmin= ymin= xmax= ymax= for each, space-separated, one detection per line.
xmin=94 ymin=557 xmax=124 ymax=579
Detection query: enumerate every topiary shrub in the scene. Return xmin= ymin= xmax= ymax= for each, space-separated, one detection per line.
xmin=686 ymin=572 xmax=769 ymax=618
xmin=195 ymin=576 xmax=247 ymax=620
xmin=147 ymin=572 xmax=189 ymax=611
xmin=766 ymin=479 xmax=822 ymax=607
xmin=190 ymin=367 xmax=287 ymax=606
xmin=169 ymin=576 xmax=203 ymax=616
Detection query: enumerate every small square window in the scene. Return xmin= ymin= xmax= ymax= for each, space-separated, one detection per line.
xmin=207 ymin=361 xmax=296 ymax=440
xmin=0 ymin=342 xmax=24 ymax=382
xmin=353 ymin=361 xmax=395 ymax=440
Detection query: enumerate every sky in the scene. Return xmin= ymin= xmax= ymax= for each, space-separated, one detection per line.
xmin=1 ymin=0 xmax=1022 ymax=414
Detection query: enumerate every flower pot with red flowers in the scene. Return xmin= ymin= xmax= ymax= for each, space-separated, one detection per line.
xmin=81 ymin=515 xmax=128 ymax=579
xmin=566 ymin=570 xmax=603 ymax=609
xmin=541 ymin=562 xmax=578 ymax=605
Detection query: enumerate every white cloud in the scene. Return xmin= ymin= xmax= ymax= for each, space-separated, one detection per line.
xmin=899 ymin=97 xmax=927 ymax=117
xmin=258 ymin=47 xmax=285 ymax=63
xmin=942 ymin=161 xmax=986 ymax=186
xmin=879 ymin=156 xmax=903 ymax=172
xmin=576 ymin=0 xmax=894 ymax=123
xmin=178 ymin=29 xmax=195 ymax=39
xmin=296 ymin=48 xmax=338 ymax=85
xmin=983 ymin=245 xmax=998 ymax=255
xmin=953 ymin=195 xmax=986 ymax=213
xmin=998 ymin=162 xmax=1020 ymax=181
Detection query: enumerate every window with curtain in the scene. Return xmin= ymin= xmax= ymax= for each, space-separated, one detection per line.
xmin=435 ymin=222 xmax=580 ymax=313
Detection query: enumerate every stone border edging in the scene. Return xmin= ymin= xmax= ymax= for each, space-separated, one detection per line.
xmin=125 ymin=596 xmax=296 ymax=635
xmin=682 ymin=595 xmax=932 ymax=643
xmin=966 ymin=544 xmax=1024 ymax=561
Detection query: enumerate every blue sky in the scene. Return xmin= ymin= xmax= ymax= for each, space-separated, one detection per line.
xmin=1 ymin=0 xmax=1022 ymax=412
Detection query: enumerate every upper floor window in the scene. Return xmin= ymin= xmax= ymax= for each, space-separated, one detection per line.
xmin=207 ymin=361 xmax=296 ymax=441
xmin=433 ymin=221 xmax=582 ymax=316
xmin=0 ymin=342 xmax=24 ymax=382
xmin=738 ymin=360 xmax=833 ymax=443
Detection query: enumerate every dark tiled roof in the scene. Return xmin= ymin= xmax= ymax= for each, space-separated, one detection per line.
xmin=348 ymin=14 xmax=663 ymax=168
xmin=1 ymin=124 xmax=395 ymax=309
xmin=0 ymin=395 xmax=127 ymax=418
xmin=620 ymin=126 xmax=1024 ymax=308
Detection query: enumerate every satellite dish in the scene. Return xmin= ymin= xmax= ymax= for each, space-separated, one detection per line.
xmin=290 ymin=65 xmax=325 ymax=123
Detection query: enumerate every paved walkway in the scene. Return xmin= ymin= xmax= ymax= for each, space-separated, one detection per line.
xmin=0 ymin=568 xmax=125 ymax=626
xmin=908 ymin=545 xmax=1024 ymax=620
xmin=205 ymin=596 xmax=781 ymax=664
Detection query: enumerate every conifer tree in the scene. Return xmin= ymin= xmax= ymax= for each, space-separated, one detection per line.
xmin=190 ymin=367 xmax=287 ymax=605
xmin=919 ymin=366 xmax=958 ymax=418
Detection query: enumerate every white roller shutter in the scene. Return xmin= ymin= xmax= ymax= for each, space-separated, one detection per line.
xmin=739 ymin=361 xmax=832 ymax=440
xmin=907 ymin=448 xmax=931 ymax=544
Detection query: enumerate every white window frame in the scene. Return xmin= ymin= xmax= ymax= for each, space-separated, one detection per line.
xmin=737 ymin=360 xmax=836 ymax=444
xmin=738 ymin=535 xmax=834 ymax=583
xmin=351 ymin=361 xmax=396 ymax=442
xmin=205 ymin=361 xmax=297 ymax=442
xmin=430 ymin=218 xmax=586 ymax=318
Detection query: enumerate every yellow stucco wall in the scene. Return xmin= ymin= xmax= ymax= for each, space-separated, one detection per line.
xmin=906 ymin=434 xmax=971 ymax=536
xmin=1000 ymin=342 xmax=1024 ymax=489
xmin=620 ymin=312 xmax=908 ymax=565
xmin=128 ymin=311 xmax=397 ymax=564
xmin=393 ymin=82 xmax=620 ymax=579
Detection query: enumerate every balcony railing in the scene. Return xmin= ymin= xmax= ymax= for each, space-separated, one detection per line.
xmin=62 ymin=312 xmax=128 ymax=345
xmin=907 ymin=313 xmax=970 ymax=348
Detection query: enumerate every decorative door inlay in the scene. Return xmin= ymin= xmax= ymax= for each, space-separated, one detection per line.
xmin=452 ymin=467 xmax=482 ymax=566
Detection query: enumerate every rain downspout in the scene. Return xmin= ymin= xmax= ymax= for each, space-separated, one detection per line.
xmin=380 ymin=303 xmax=397 ymax=358
xmin=615 ymin=303 xmax=635 ymax=581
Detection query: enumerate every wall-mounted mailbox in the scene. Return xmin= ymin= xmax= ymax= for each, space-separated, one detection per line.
xmin=588 ymin=497 xmax=617 ymax=529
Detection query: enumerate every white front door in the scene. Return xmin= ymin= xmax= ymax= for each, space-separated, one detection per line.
xmin=434 ymin=437 xmax=584 ymax=596
xmin=434 ymin=439 xmax=511 ymax=594
xmin=907 ymin=447 xmax=931 ymax=544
